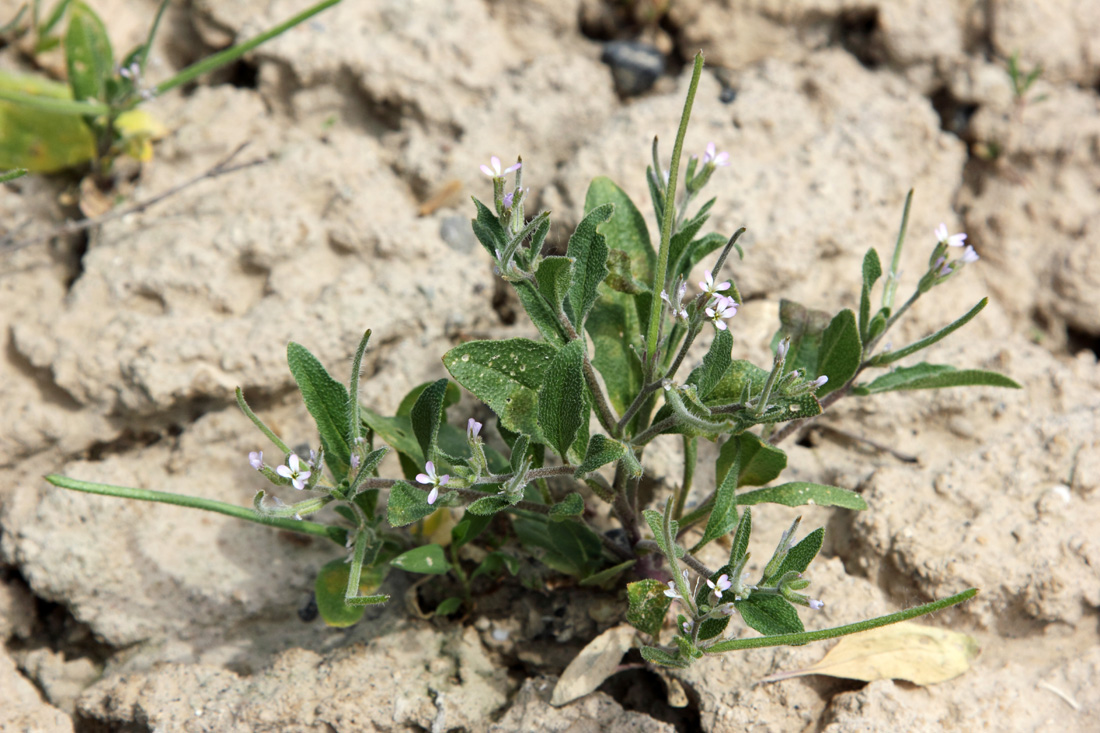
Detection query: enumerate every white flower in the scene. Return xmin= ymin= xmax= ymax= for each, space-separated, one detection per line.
xmin=705 ymin=295 xmax=738 ymax=331
xmin=306 ymin=449 xmax=318 ymax=467
xmin=663 ymin=580 xmax=682 ymax=599
xmin=467 ymin=418 xmax=483 ymax=441
xmin=681 ymin=620 xmax=692 ymax=633
xmin=699 ymin=269 xmax=731 ymax=297
xmin=248 ymin=451 xmax=263 ymax=471
xmin=480 ymin=155 xmax=521 ymax=178
xmin=961 ymin=245 xmax=979 ymax=264
xmin=812 ymin=375 xmax=829 ymax=388
xmin=809 ymin=598 xmax=825 ymax=610
xmin=776 ymin=338 xmax=790 ymax=359
xmin=706 ymin=573 xmax=732 ymax=600
xmin=276 ymin=454 xmax=311 ymax=490
xmin=934 ymin=223 xmax=967 ymax=248
xmin=702 ymin=142 xmax=729 ymax=167
xmin=416 ymin=461 xmax=449 ymax=505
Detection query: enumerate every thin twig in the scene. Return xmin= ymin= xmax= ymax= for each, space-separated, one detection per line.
xmin=0 ymin=143 xmax=268 ymax=254
xmin=813 ymin=424 xmax=919 ymax=463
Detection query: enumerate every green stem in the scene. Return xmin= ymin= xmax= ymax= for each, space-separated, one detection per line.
xmin=672 ymin=436 xmax=696 ymax=520
xmin=882 ymin=189 xmax=913 ymax=312
xmin=644 ymin=52 xmax=705 ymax=362
xmin=0 ymin=88 xmax=109 ymax=116
xmin=705 ymin=588 xmax=978 ymax=653
xmin=149 ymin=0 xmax=340 ymax=99
xmin=46 ymin=475 xmax=347 ymax=545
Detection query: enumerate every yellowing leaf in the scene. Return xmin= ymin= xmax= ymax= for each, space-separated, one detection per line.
xmin=759 ymin=621 xmax=979 ymax=686
xmin=0 ymin=70 xmax=95 ymax=172
xmin=550 ymin=624 xmax=635 ymax=706
xmin=115 ymin=109 xmax=167 ymax=162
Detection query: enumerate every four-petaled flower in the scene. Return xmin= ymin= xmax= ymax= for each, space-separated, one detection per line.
xmin=702 ymin=142 xmax=729 ymax=167
xmin=480 ymin=155 xmax=521 ymax=178
xmin=706 ymin=573 xmax=732 ymax=600
xmin=248 ymin=451 xmax=263 ymax=471
xmin=416 ymin=461 xmax=450 ymax=505
xmin=276 ymin=454 xmax=311 ymax=490
xmin=699 ymin=269 xmax=731 ymax=297
xmin=663 ymin=580 xmax=682 ymax=599
xmin=467 ymin=418 xmax=483 ymax=441
xmin=934 ymin=223 xmax=967 ymax=248
xmin=705 ymin=295 xmax=738 ymax=331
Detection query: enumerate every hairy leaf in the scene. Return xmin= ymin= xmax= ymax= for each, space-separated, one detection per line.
xmin=737 ymin=593 xmax=804 ymax=636
xmin=286 ymin=342 xmax=351 ymax=476
xmin=736 ymin=482 xmax=867 ymax=510
xmin=627 ymin=579 xmax=673 ymax=638
xmin=853 ymin=363 xmax=1022 ymax=394
xmin=537 ymin=339 xmax=587 ymax=458
xmin=817 ymin=309 xmax=862 ymax=397
xmin=391 ymin=544 xmax=451 ymax=575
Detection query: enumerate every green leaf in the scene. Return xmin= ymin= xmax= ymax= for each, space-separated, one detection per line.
xmin=586 ymin=293 xmax=645 ymax=421
xmin=537 ymin=339 xmax=587 ymax=458
xmin=466 ymin=492 xmax=521 ymax=516
xmin=686 ymin=231 xmax=744 ymax=275
xmin=816 ymin=309 xmax=862 ymax=397
xmin=535 ymin=256 xmax=574 ymax=315
xmin=736 ymin=593 xmax=804 ymax=636
xmin=771 ymin=527 xmax=824 ymax=582
xmin=65 ymin=2 xmax=114 ymax=105
xmin=451 ymin=512 xmax=493 ymax=549
xmin=470 ymin=197 xmax=506 ymax=259
xmin=315 ymin=559 xmax=386 ymax=627
xmin=435 ymin=597 xmax=463 ymax=616
xmin=736 ymin=482 xmax=868 ymax=510
xmin=716 ymin=432 xmax=788 ymax=489
xmin=686 ymin=329 xmax=733 ymax=401
xmin=859 ymin=248 xmax=882 ymax=341
xmin=584 ymin=177 xmax=655 ymax=284
xmin=471 ymin=551 xmax=520 ymax=580
xmin=410 ymin=378 xmax=449 ymax=462
xmin=574 ymin=434 xmax=626 ymax=477
xmin=626 ymin=579 xmax=673 ymax=638
xmin=548 ymin=519 xmax=604 ymax=577
xmin=391 ymin=544 xmax=451 ymax=575
xmin=870 ymin=299 xmax=988 ymax=366
xmin=729 ymin=507 xmax=752 ymax=567
xmin=396 ymin=380 xmax=461 ymax=419
xmin=514 ymin=279 xmax=568 ymax=346
xmin=667 ymin=198 xmax=715 ymax=277
xmin=695 ymin=443 xmax=740 ymax=552
xmin=853 ymin=363 xmax=1022 ymax=395
xmin=565 ymin=203 xmax=614 ymax=329
xmin=706 ymin=360 xmax=822 ymax=429
xmin=443 ymin=338 xmax=558 ymax=441
xmin=605 ymin=249 xmax=647 ymax=294
xmin=286 ymin=342 xmax=351 ymax=476
xmin=549 ymin=492 xmax=585 ymax=521
xmin=386 ymin=480 xmax=449 ymax=526
xmin=640 ymin=645 xmax=690 ymax=668
xmin=772 ymin=300 xmax=832 ymax=380
xmin=360 ymin=409 xmax=420 ymax=472
xmin=580 ymin=559 xmax=636 ymax=588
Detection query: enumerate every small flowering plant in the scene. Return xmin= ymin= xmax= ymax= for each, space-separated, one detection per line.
xmin=47 ymin=53 xmax=1016 ymax=662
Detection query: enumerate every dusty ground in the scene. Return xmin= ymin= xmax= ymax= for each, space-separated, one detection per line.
xmin=1 ymin=0 xmax=1098 ymax=730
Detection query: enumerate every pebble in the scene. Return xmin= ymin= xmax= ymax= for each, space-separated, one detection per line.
xmin=600 ymin=41 xmax=665 ymax=97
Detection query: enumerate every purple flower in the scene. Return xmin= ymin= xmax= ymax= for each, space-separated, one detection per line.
xmin=705 ymin=295 xmax=738 ymax=331
xmin=502 ymin=191 xmax=515 ymax=208
xmin=812 ymin=375 xmax=828 ymax=388
xmin=248 ymin=451 xmax=263 ymax=471
xmin=809 ymin=598 xmax=825 ymax=610
xmin=961 ymin=245 xmax=979 ymax=264
xmin=699 ymin=269 xmax=731 ymax=297
xmin=416 ymin=461 xmax=450 ymax=505
xmin=480 ymin=155 xmax=521 ymax=178
xmin=702 ymin=142 xmax=729 ymax=167
xmin=276 ymin=454 xmax=311 ymax=490
xmin=776 ymin=338 xmax=790 ymax=359
xmin=934 ymin=223 xmax=967 ymax=248
xmin=706 ymin=573 xmax=732 ymax=600
xmin=467 ymin=418 xmax=483 ymax=441
xmin=350 ymin=454 xmax=361 ymax=471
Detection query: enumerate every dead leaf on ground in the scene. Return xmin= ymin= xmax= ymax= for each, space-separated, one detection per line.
xmin=758 ymin=621 xmax=979 ymax=686
xmin=550 ymin=623 xmax=635 ymax=706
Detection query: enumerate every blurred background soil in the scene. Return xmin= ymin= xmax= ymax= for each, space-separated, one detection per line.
xmin=0 ymin=1 xmax=1097 ymax=730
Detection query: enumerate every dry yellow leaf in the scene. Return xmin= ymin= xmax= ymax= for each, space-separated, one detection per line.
xmin=759 ymin=621 xmax=979 ymax=686
xmin=550 ymin=624 xmax=635 ymax=706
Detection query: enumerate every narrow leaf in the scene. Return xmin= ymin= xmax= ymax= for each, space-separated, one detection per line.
xmin=695 ymin=442 xmax=739 ymax=551
xmin=870 ymin=299 xmax=988 ymax=366
xmin=514 ymin=279 xmax=568 ymax=346
xmin=771 ymin=527 xmax=824 ymax=582
xmin=566 ymin=203 xmax=614 ymax=328
xmin=640 ymin=646 xmax=690 ymax=669
xmin=470 ymin=197 xmax=506 ymax=259
xmin=286 ymin=342 xmax=351 ymax=475
xmin=854 ymin=363 xmax=1022 ymax=395
xmin=410 ymin=378 xmax=448 ymax=462
xmin=736 ymin=482 xmax=868 ymax=510
xmin=535 ymin=256 xmax=574 ymax=314
xmin=859 ymin=248 xmax=882 ymax=341
xmin=737 ymin=593 xmax=804 ymax=636
xmin=65 ymin=2 xmax=113 ymax=104
xmin=686 ymin=329 xmax=733 ymax=400
xmin=729 ymin=508 xmax=752 ymax=567
xmin=586 ymin=294 xmax=645 ymax=420
xmin=816 ymin=309 xmax=862 ymax=397
xmin=537 ymin=339 xmax=587 ymax=458
xmin=465 ymin=492 xmax=522 ymax=516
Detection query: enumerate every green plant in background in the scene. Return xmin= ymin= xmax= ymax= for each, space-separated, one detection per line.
xmin=0 ymin=0 xmax=339 ymax=175
xmin=47 ymin=53 xmax=1015 ymax=665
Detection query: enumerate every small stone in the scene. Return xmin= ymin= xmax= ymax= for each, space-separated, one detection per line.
xmin=600 ymin=41 xmax=665 ymax=97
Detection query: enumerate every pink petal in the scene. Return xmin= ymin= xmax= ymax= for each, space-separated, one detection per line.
xmin=416 ymin=473 xmax=431 ymax=484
